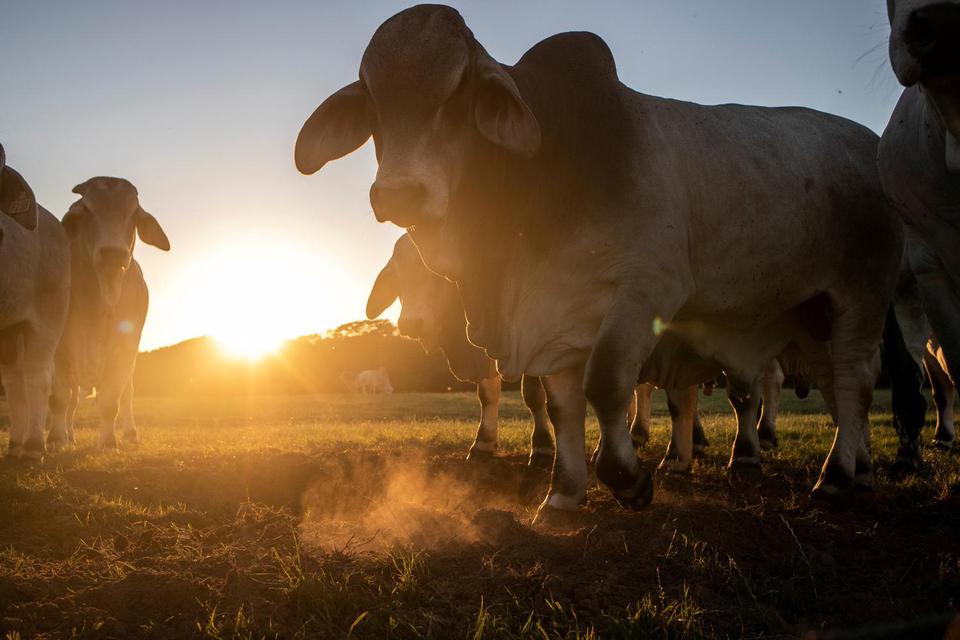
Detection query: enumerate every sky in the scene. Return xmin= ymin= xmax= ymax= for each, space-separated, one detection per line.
xmin=1 ymin=1 xmax=902 ymax=351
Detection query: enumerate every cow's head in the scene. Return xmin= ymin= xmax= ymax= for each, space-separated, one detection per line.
xmin=888 ymin=0 xmax=960 ymax=169
xmin=366 ymin=233 xmax=457 ymax=353
xmin=295 ymin=4 xmax=540 ymax=228
xmin=63 ymin=177 xmax=170 ymax=307
xmin=0 ymin=143 xmax=39 ymax=236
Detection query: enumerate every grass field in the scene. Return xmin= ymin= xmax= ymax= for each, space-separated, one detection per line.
xmin=0 ymin=390 xmax=958 ymax=639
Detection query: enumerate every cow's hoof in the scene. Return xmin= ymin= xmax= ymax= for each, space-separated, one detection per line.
xmin=532 ymin=493 xmax=584 ymax=525
xmin=4 ymin=444 xmax=23 ymax=461
xmin=22 ymin=438 xmax=45 ymax=462
xmin=465 ymin=445 xmax=496 ymax=462
xmin=691 ymin=444 xmax=706 ymax=459
xmin=46 ymin=439 xmax=68 ymax=454
xmin=630 ymin=432 xmax=650 ymax=449
xmin=612 ymin=468 xmax=654 ymax=511
xmin=890 ymin=453 xmax=923 ymax=477
xmin=932 ymin=437 xmax=956 ymax=452
xmin=728 ymin=455 xmax=762 ymax=469
xmin=657 ymin=457 xmax=691 ymax=474
xmin=810 ymin=470 xmax=854 ymax=504
xmin=757 ymin=425 xmax=778 ymax=451
xmin=527 ymin=450 xmax=554 ymax=469
xmin=759 ymin=439 xmax=777 ymax=451
xmin=98 ymin=434 xmax=119 ymax=452
xmin=854 ymin=472 xmax=874 ymax=492
xmin=122 ymin=430 xmax=140 ymax=446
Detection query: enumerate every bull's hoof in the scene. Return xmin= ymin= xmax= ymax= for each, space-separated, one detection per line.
xmin=98 ymin=434 xmax=120 ymax=452
xmin=22 ymin=438 xmax=45 ymax=462
xmin=728 ymin=455 xmax=762 ymax=469
xmin=932 ymin=436 xmax=956 ymax=452
xmin=527 ymin=450 xmax=554 ymax=469
xmin=465 ymin=445 xmax=496 ymax=462
xmin=657 ymin=457 xmax=691 ymax=474
xmin=890 ymin=453 xmax=923 ymax=477
xmin=757 ymin=424 xmax=778 ymax=450
xmin=532 ymin=493 xmax=585 ymax=525
xmin=691 ymin=443 xmax=707 ymax=458
xmin=4 ymin=443 xmax=23 ymax=461
xmin=854 ymin=472 xmax=874 ymax=492
xmin=811 ymin=466 xmax=854 ymax=504
xmin=630 ymin=432 xmax=650 ymax=449
xmin=612 ymin=467 xmax=654 ymax=511
xmin=122 ymin=430 xmax=140 ymax=447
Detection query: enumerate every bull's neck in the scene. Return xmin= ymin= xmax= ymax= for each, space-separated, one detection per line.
xmin=69 ymin=244 xmax=110 ymax=320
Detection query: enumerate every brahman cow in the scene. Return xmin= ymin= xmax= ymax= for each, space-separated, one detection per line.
xmin=346 ymin=368 xmax=394 ymax=394
xmin=880 ymin=0 xmax=960 ymax=464
xmin=47 ymin=177 xmax=169 ymax=450
xmin=366 ymin=233 xmax=555 ymax=464
xmin=0 ymin=144 xmax=71 ymax=460
xmin=882 ymin=0 xmax=960 ymax=366
xmin=295 ymin=6 xmax=901 ymax=514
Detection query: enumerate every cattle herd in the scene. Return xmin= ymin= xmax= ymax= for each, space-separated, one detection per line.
xmin=2 ymin=2 xmax=959 ymax=523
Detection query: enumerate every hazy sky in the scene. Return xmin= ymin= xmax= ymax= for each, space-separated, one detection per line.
xmin=1 ymin=1 xmax=900 ymax=351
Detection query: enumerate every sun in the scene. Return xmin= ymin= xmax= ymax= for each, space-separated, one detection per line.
xmin=172 ymin=235 xmax=359 ymax=361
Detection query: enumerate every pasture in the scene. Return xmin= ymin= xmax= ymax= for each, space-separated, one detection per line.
xmin=1 ymin=391 xmax=958 ymax=639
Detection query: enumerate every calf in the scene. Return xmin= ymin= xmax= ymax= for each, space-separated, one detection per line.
xmin=366 ymin=234 xmax=554 ymax=464
xmin=47 ymin=178 xmax=169 ymax=450
xmin=0 ymin=144 xmax=71 ymax=460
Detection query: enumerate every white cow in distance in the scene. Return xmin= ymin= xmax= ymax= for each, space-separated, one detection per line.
xmin=344 ymin=367 xmax=393 ymax=394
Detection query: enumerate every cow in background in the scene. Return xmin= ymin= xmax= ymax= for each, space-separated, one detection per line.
xmin=48 ymin=177 xmax=169 ymax=451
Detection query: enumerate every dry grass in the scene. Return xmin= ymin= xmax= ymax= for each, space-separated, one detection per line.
xmin=0 ymin=390 xmax=958 ymax=638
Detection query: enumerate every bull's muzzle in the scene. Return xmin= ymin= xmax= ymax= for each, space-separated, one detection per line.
xmin=369 ymin=179 xmax=428 ymax=227
xmin=904 ymin=2 xmax=960 ymax=77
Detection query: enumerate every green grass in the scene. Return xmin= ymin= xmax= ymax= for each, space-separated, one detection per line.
xmin=0 ymin=390 xmax=958 ymax=638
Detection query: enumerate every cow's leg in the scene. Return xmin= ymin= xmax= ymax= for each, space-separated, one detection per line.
xmin=521 ymin=375 xmax=554 ymax=467
xmin=534 ymin=366 xmax=589 ymax=518
xmin=21 ymin=366 xmax=53 ymax=461
xmin=47 ymin=370 xmax=72 ymax=452
xmin=727 ymin=375 xmax=763 ymax=469
xmin=926 ymin=348 xmax=956 ymax=450
xmin=584 ymin=289 xmax=683 ymax=510
xmin=466 ymin=376 xmax=501 ymax=460
xmin=118 ymin=380 xmax=138 ymax=445
xmin=757 ymin=359 xmax=785 ymax=450
xmin=884 ymin=306 xmax=928 ymax=473
xmin=909 ymin=237 xmax=960 ymax=385
xmin=2 ymin=369 xmax=27 ymax=459
xmin=658 ymin=386 xmax=698 ymax=473
xmin=65 ymin=387 xmax=80 ymax=444
xmin=812 ymin=313 xmax=883 ymax=500
xmin=692 ymin=413 xmax=709 ymax=456
xmin=630 ymin=384 xmax=653 ymax=447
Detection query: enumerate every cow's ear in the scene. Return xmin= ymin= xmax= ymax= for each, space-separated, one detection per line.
xmin=474 ymin=54 xmax=541 ymax=158
xmin=135 ymin=207 xmax=170 ymax=250
xmin=295 ymin=81 xmax=371 ymax=175
xmin=0 ymin=165 xmax=38 ymax=230
xmin=366 ymin=264 xmax=399 ymax=319
xmin=61 ymin=200 xmax=88 ymax=237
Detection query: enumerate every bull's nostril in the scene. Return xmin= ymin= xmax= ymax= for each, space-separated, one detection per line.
xmin=906 ymin=3 xmax=960 ymax=71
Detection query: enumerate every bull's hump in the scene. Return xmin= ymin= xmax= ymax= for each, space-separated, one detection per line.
xmin=515 ymin=32 xmax=619 ymax=83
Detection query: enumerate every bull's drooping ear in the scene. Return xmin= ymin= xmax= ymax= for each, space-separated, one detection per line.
xmin=366 ymin=263 xmax=399 ymax=319
xmin=61 ymin=200 xmax=88 ymax=236
xmin=295 ymin=81 xmax=371 ymax=175
xmin=0 ymin=163 xmax=39 ymax=230
xmin=135 ymin=206 xmax=170 ymax=251
xmin=474 ymin=54 xmax=541 ymax=158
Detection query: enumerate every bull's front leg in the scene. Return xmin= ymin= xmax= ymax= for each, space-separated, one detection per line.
xmin=925 ymin=346 xmax=956 ymax=450
xmin=1 ymin=368 xmax=27 ymax=459
xmin=21 ymin=367 xmax=54 ymax=461
xmin=629 ymin=384 xmax=650 ymax=447
xmin=727 ymin=374 xmax=763 ymax=469
xmin=118 ymin=380 xmax=138 ymax=445
xmin=521 ymin=375 xmax=555 ymax=468
xmin=534 ymin=366 xmax=588 ymax=520
xmin=584 ymin=287 xmax=682 ymax=510
xmin=466 ymin=375 xmax=502 ymax=460
xmin=757 ymin=359 xmax=785 ymax=450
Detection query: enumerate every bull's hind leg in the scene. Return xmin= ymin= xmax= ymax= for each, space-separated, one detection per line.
xmin=630 ymin=384 xmax=653 ymax=447
xmin=926 ymin=347 xmax=956 ymax=450
xmin=534 ymin=366 xmax=588 ymax=520
xmin=22 ymin=367 xmax=53 ymax=461
xmin=2 ymin=369 xmax=27 ymax=459
xmin=812 ymin=314 xmax=883 ymax=500
xmin=727 ymin=375 xmax=763 ymax=469
xmin=118 ymin=381 xmax=138 ymax=445
xmin=885 ymin=307 xmax=928 ymax=473
xmin=658 ymin=386 xmax=698 ymax=473
xmin=47 ymin=371 xmax=72 ymax=452
xmin=757 ymin=359 xmax=785 ymax=450
xmin=521 ymin=375 xmax=554 ymax=468
xmin=467 ymin=376 xmax=502 ymax=461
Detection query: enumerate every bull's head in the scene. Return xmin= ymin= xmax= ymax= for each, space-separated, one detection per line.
xmin=295 ymin=4 xmax=540 ymax=228
xmin=366 ymin=233 xmax=457 ymax=353
xmin=888 ymin=0 xmax=960 ymax=170
xmin=62 ymin=177 xmax=170 ymax=307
